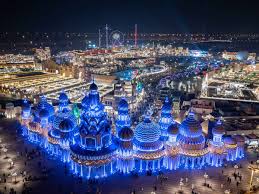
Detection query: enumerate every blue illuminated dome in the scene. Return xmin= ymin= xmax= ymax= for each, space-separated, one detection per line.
xmin=118 ymin=98 xmax=129 ymax=113
xmin=39 ymin=108 xmax=50 ymax=119
xmin=89 ymin=82 xmax=98 ymax=91
xmin=118 ymin=126 xmax=134 ymax=141
xmin=22 ymin=99 xmax=31 ymax=112
xmin=59 ymin=118 xmax=76 ymax=132
xmin=52 ymin=112 xmax=77 ymax=130
xmin=36 ymin=96 xmax=54 ymax=118
xmin=59 ymin=91 xmax=69 ymax=103
xmin=179 ymin=111 xmax=202 ymax=138
xmin=135 ymin=116 xmax=161 ymax=143
xmin=167 ymin=123 xmax=179 ymax=136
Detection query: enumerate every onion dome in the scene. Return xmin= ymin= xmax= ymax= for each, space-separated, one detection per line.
xmin=179 ymin=110 xmax=202 ymax=138
xmin=52 ymin=111 xmax=77 ymax=131
xmin=36 ymin=96 xmax=54 ymax=117
xmin=118 ymin=98 xmax=128 ymax=113
xmin=59 ymin=118 xmax=75 ymax=132
xmin=89 ymin=82 xmax=98 ymax=91
xmin=167 ymin=123 xmax=179 ymax=136
xmin=59 ymin=90 xmax=69 ymax=103
xmin=118 ymin=126 xmax=134 ymax=141
xmin=39 ymin=108 xmax=50 ymax=119
xmin=135 ymin=116 xmax=161 ymax=143
xmin=22 ymin=99 xmax=31 ymax=112
xmin=212 ymin=119 xmax=225 ymax=135
xmin=223 ymin=136 xmax=237 ymax=146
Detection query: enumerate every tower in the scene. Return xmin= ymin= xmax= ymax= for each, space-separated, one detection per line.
xmin=58 ymin=90 xmax=69 ymax=112
xmin=117 ymin=126 xmax=134 ymax=173
xmin=159 ymin=97 xmax=174 ymax=138
xmin=98 ymin=29 xmax=101 ymax=48
xmin=134 ymin=24 xmax=137 ymax=48
xmin=116 ymin=98 xmax=131 ymax=136
xmin=105 ymin=24 xmax=109 ymax=48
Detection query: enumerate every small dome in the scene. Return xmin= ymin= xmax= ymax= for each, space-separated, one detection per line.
xmin=59 ymin=118 xmax=75 ymax=132
xmin=36 ymin=96 xmax=54 ymax=117
xmin=39 ymin=108 xmax=50 ymax=119
xmin=22 ymin=99 xmax=31 ymax=112
xmin=167 ymin=123 xmax=179 ymax=135
xmin=135 ymin=117 xmax=161 ymax=143
xmin=118 ymin=126 xmax=134 ymax=140
xmin=52 ymin=111 xmax=77 ymax=130
xmin=59 ymin=91 xmax=69 ymax=102
xmin=179 ymin=111 xmax=202 ymax=138
xmin=118 ymin=98 xmax=128 ymax=112
xmin=89 ymin=82 xmax=98 ymax=91
xmin=212 ymin=120 xmax=225 ymax=135
xmin=224 ymin=136 xmax=237 ymax=146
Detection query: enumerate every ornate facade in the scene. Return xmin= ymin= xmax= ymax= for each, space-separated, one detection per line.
xmin=20 ymin=83 xmax=245 ymax=179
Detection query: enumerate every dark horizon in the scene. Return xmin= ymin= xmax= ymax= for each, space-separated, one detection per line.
xmin=1 ymin=0 xmax=259 ymax=33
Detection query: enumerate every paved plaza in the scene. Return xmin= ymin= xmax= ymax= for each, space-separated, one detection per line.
xmin=0 ymin=119 xmax=258 ymax=194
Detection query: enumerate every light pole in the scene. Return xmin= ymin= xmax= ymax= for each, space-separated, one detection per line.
xmin=204 ymin=172 xmax=209 ymax=184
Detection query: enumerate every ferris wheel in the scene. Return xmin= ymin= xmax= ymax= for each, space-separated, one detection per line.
xmin=109 ymin=30 xmax=124 ymax=47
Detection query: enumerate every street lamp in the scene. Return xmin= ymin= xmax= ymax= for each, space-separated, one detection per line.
xmin=204 ymin=172 xmax=209 ymax=184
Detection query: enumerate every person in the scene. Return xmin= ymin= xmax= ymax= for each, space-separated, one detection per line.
xmin=221 ymin=184 xmax=223 ymax=189
xmin=186 ymin=177 xmax=188 ymax=183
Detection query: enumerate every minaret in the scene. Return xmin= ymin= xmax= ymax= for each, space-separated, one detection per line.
xmin=105 ymin=24 xmax=109 ymax=48
xmin=212 ymin=119 xmax=225 ymax=143
xmin=117 ymin=126 xmax=134 ymax=173
xmin=58 ymin=90 xmax=69 ymax=112
xmin=98 ymin=29 xmax=101 ymax=48
xmin=134 ymin=24 xmax=137 ymax=48
xmin=159 ymin=97 xmax=174 ymax=138
xmin=116 ymin=98 xmax=131 ymax=136
xmin=21 ymin=99 xmax=31 ymax=120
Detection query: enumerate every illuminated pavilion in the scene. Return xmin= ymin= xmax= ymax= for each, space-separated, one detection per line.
xmin=47 ymin=91 xmax=77 ymax=163
xmin=20 ymin=83 xmax=245 ymax=179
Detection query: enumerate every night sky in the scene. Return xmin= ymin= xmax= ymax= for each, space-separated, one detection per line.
xmin=1 ymin=0 xmax=259 ymax=33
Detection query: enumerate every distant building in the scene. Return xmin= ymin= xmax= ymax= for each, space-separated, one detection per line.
xmin=191 ymin=99 xmax=215 ymax=115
